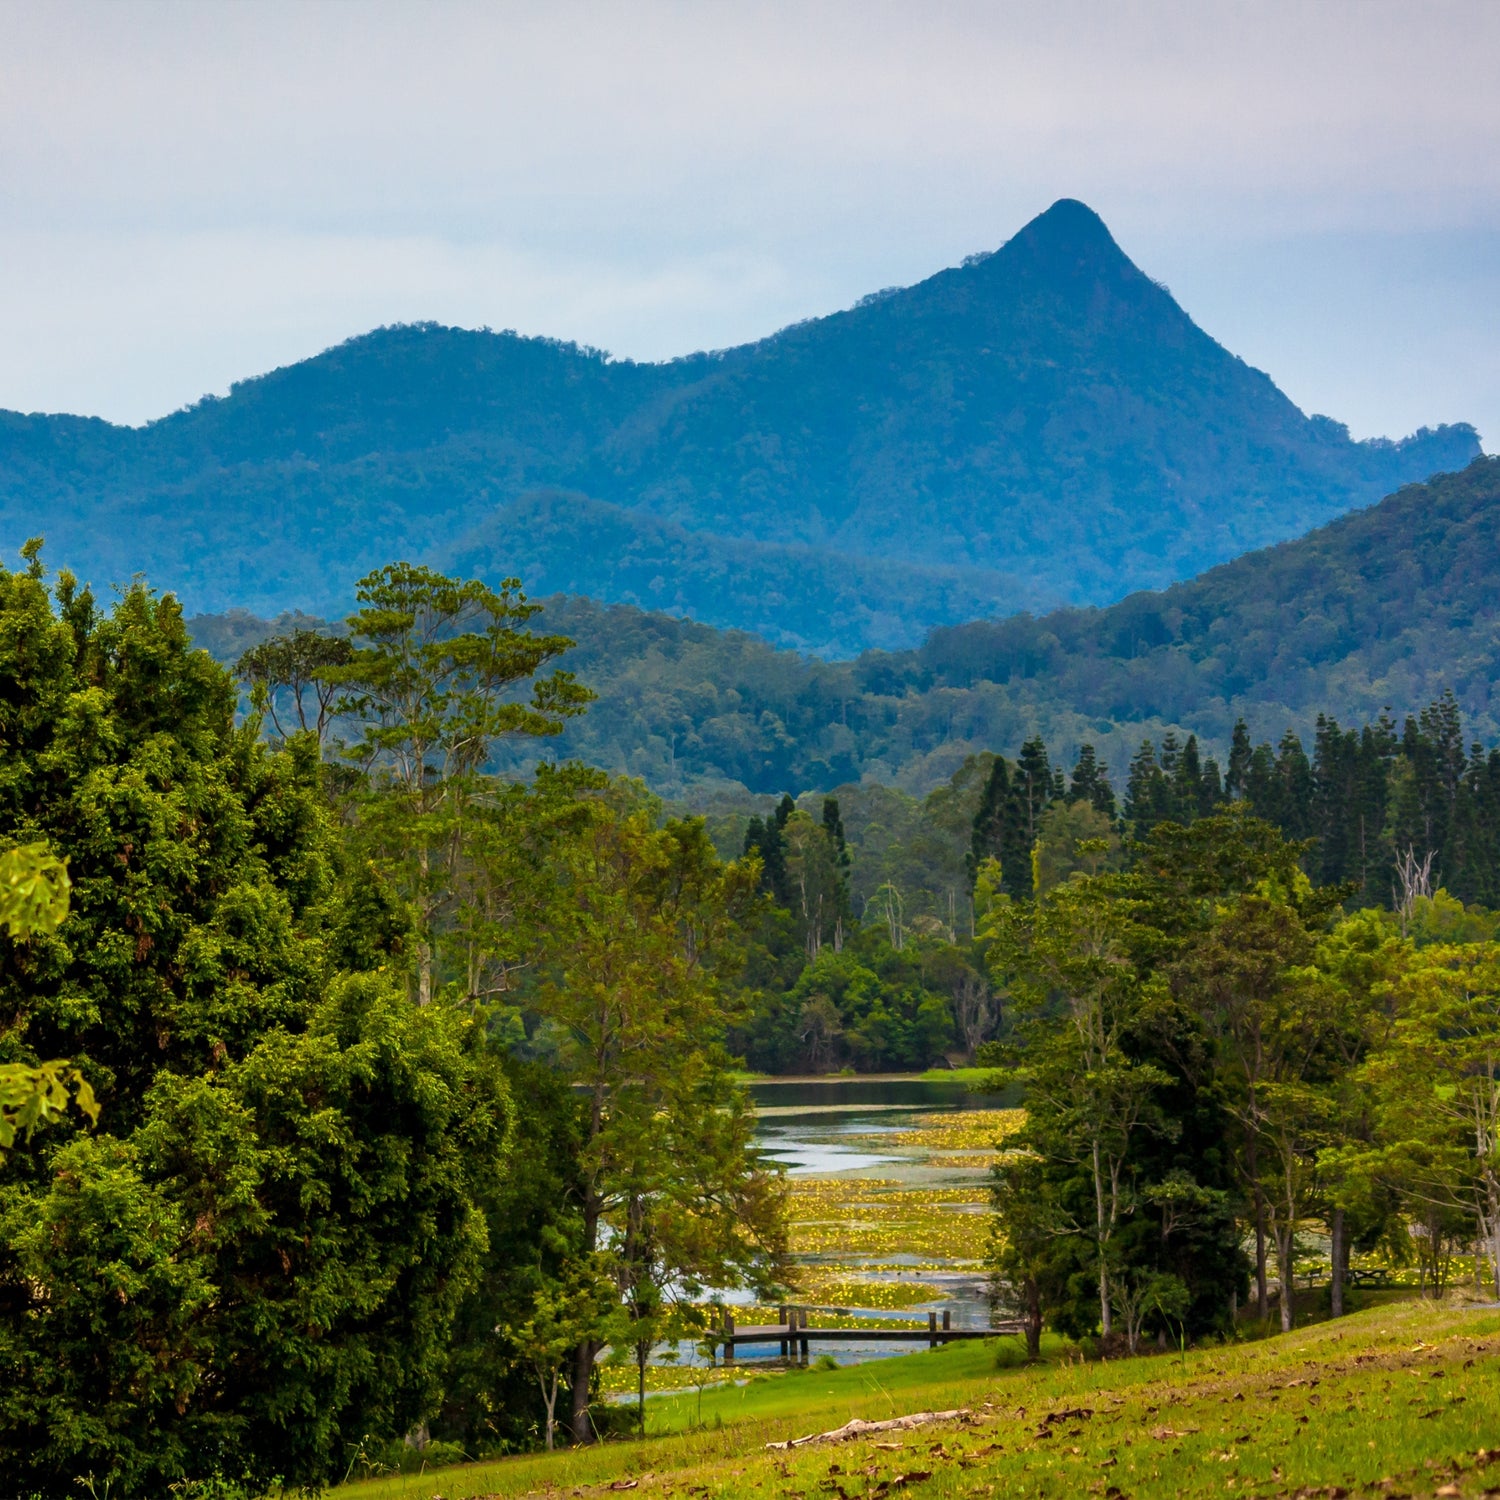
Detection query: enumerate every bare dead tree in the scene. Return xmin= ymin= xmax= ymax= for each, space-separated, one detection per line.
xmin=1393 ymin=846 xmax=1436 ymax=936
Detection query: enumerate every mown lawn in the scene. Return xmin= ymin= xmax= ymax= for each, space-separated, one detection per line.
xmin=337 ymin=1297 xmax=1500 ymax=1499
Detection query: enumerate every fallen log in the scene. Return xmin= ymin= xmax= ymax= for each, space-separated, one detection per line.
xmin=766 ymin=1408 xmax=971 ymax=1450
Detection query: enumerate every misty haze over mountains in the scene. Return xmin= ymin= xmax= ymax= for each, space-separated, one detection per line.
xmin=2 ymin=200 xmax=1479 ymax=656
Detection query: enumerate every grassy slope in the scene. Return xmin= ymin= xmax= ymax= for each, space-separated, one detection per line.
xmin=341 ymin=1298 xmax=1500 ymax=1499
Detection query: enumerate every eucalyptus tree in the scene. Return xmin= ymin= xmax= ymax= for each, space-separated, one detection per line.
xmin=535 ymin=798 xmax=788 ymax=1442
xmin=1171 ymin=861 xmax=1362 ymax=1330
xmin=235 ymin=626 xmax=354 ymax=746
xmin=331 ymin=563 xmax=591 ymax=1005
xmin=1357 ymin=940 xmax=1500 ymax=1298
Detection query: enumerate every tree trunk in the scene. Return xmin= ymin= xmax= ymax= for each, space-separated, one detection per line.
xmin=1093 ymin=1142 xmax=1112 ymax=1337
xmin=1276 ymin=1222 xmax=1295 ymax=1332
xmin=1254 ymin=1198 xmax=1269 ymax=1321
xmin=417 ymin=844 xmax=433 ymax=1006
xmin=1025 ymin=1276 xmax=1042 ymax=1361
xmin=1338 ymin=1200 xmax=1350 ymax=1320
xmin=569 ymin=1339 xmax=597 ymax=1444
xmin=1492 ymin=1211 xmax=1500 ymax=1300
xmin=569 ymin=1144 xmax=604 ymax=1443
xmin=417 ymin=938 xmax=433 ymax=1006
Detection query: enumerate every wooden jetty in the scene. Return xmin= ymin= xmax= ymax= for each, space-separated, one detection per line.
xmin=717 ymin=1306 xmax=1019 ymax=1360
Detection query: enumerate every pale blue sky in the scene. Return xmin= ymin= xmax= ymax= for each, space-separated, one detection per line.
xmin=1 ymin=0 xmax=1496 ymax=447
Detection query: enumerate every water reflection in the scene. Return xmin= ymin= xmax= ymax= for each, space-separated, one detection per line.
xmin=750 ymin=1075 xmax=1012 ymax=1186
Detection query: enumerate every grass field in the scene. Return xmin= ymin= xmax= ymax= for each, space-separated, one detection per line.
xmin=918 ymin=1069 xmax=1003 ymax=1087
xmin=339 ymin=1297 xmax=1500 ymax=1499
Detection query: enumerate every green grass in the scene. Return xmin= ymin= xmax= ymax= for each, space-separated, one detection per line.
xmin=918 ymin=1068 xmax=1002 ymax=1086
xmin=336 ymin=1296 xmax=1500 ymax=1499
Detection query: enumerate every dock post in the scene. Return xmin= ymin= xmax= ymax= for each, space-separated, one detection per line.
xmin=928 ymin=1310 xmax=937 ymax=1348
xmin=724 ymin=1309 xmax=735 ymax=1364
xmin=798 ymin=1308 xmax=809 ymax=1362
xmin=942 ymin=1309 xmax=951 ymax=1337
xmin=779 ymin=1304 xmax=788 ymax=1358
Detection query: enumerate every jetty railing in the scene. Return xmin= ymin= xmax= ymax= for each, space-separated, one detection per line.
xmin=715 ymin=1305 xmax=1021 ymax=1360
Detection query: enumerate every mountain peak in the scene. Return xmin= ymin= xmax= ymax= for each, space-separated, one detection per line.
xmin=1000 ymin=197 xmax=1132 ymax=275
xmin=1 ymin=199 xmax=1479 ymax=648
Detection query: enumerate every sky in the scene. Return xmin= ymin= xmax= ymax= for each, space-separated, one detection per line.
xmin=1 ymin=0 xmax=1497 ymax=448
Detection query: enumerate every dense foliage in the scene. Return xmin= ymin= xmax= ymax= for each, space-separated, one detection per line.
xmin=8 ymin=530 xmax=1500 ymax=1491
xmin=0 ymin=557 xmax=783 ymax=1496
xmin=1 ymin=201 xmax=1475 ymax=652
xmin=448 ymin=490 xmax=1040 ymax=656
xmin=984 ymin=811 xmax=1500 ymax=1356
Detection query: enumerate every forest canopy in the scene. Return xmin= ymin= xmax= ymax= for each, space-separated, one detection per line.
xmin=6 ymin=538 xmax=1500 ymax=1497
xmin=189 ymin=457 xmax=1500 ymax=799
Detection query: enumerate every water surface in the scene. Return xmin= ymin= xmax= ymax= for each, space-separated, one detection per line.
xmin=735 ymin=1074 xmax=1013 ymax=1365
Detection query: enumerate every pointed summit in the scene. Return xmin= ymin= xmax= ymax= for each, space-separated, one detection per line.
xmin=0 ymin=199 xmax=1479 ymax=652
xmin=987 ymin=198 xmax=1140 ymax=289
xmin=1015 ymin=198 xmax=1119 ymax=254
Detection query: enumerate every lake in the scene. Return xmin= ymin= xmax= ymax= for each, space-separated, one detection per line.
xmin=609 ymin=1074 xmax=1019 ymax=1395
xmin=735 ymin=1074 xmax=1016 ymax=1367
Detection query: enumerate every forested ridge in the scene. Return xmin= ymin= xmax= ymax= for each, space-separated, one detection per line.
xmin=0 ymin=200 xmax=1477 ymax=652
xmin=5 ymin=541 xmax=1500 ymax=1496
xmin=191 ymin=455 xmax=1500 ymax=797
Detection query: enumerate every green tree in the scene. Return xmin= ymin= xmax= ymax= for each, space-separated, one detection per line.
xmin=0 ymin=842 xmax=98 ymax=1153
xmin=969 ymin=756 xmax=1011 ymax=889
xmin=0 ymin=557 xmax=513 ymax=1494
xmin=1176 ymin=878 xmax=1348 ymax=1329
xmin=431 ymin=1055 xmax=586 ymax=1456
xmin=1067 ymin=743 xmax=1117 ymax=820
xmin=2 ymin=975 xmax=509 ymax=1494
xmin=512 ymin=1256 xmax=621 ymax=1450
xmin=534 ymin=799 xmax=787 ymax=1442
xmin=1307 ymin=909 xmax=1407 ymax=1316
xmin=332 ymin=563 xmax=591 ymax=1005
xmin=0 ymin=561 xmax=334 ymax=1127
xmin=987 ymin=1149 xmax=1065 ymax=1360
xmin=984 ymin=878 xmax=1174 ymax=1337
xmin=782 ymin=808 xmax=844 ymax=958
xmin=235 ymin=626 xmax=354 ymax=746
xmin=821 ymin=795 xmax=853 ymax=946
xmin=1032 ymin=801 xmax=1122 ymax=895
xmin=1356 ymin=941 xmax=1500 ymax=1298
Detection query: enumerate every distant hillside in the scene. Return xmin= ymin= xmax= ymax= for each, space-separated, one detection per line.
xmin=187 ymin=458 xmax=1500 ymax=798
xmin=446 ymin=490 xmax=1048 ymax=655
xmin=4 ymin=199 xmax=1479 ymax=654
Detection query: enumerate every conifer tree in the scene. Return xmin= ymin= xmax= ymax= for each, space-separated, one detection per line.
xmin=969 ymin=756 xmax=1012 ymax=886
xmin=1176 ymin=734 xmax=1205 ymax=818
xmin=1011 ymin=733 xmax=1052 ymax=833
xmin=1199 ymin=753 xmax=1224 ymax=813
xmin=1226 ymin=720 xmax=1253 ymax=799
xmin=1271 ymin=729 xmax=1315 ymax=842
xmin=1244 ymin=739 xmax=1276 ymax=813
xmin=821 ymin=796 xmax=853 ymax=946
xmin=1454 ymin=746 xmax=1500 ymax=906
xmin=1125 ymin=739 xmax=1170 ymax=834
xmin=743 ymin=797 xmax=795 ymax=908
xmin=993 ymin=737 xmax=1054 ymax=898
xmin=1068 ymin=743 xmax=1117 ymax=819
